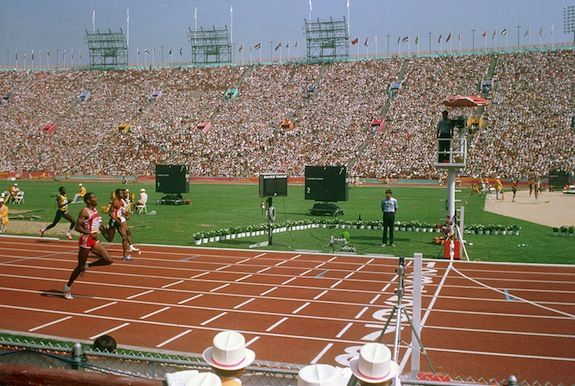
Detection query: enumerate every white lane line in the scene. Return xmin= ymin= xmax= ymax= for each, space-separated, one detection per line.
xmin=257 ymin=267 xmax=272 ymax=273
xmin=369 ymin=294 xmax=381 ymax=304
xmin=282 ymin=277 xmax=297 ymax=285
xmin=292 ymin=302 xmax=310 ymax=314
xmin=266 ymin=317 xmax=289 ymax=332
xmin=330 ymin=280 xmax=343 ymax=289
xmin=178 ymin=294 xmax=203 ymax=305
xmin=140 ymin=306 xmax=171 ymax=320
xmin=315 ymin=262 xmax=326 ymax=269
xmin=355 ymin=307 xmax=369 ymax=319
xmin=336 ymin=322 xmax=354 ymax=338
xmin=314 ymin=290 xmax=328 ymax=300
xmin=201 ymin=312 xmax=228 ymax=326
xmin=237 ymin=258 xmax=251 ymax=264
xmin=300 ymin=269 xmax=312 ymax=276
xmin=311 ymin=343 xmax=333 ymax=364
xmin=235 ymin=274 xmax=253 ymax=282
xmin=344 ymin=272 xmax=355 ymax=279
xmin=355 ymin=265 xmax=365 ymax=272
xmin=161 ymin=280 xmax=184 ymax=289
xmin=89 ymin=322 xmax=130 ymax=340
xmin=210 ymin=283 xmax=230 ymax=292
xmin=275 ymin=260 xmax=287 ymax=266
xmin=127 ymin=290 xmax=154 ymax=300
xmin=246 ymin=336 xmax=260 ymax=347
xmin=29 ymin=316 xmax=72 ymax=332
xmin=84 ymin=302 xmax=118 ymax=314
xmin=259 ymin=287 xmax=277 ymax=296
xmin=234 ymin=298 xmax=256 ymax=310
xmin=190 ymin=272 xmax=210 ymax=279
xmin=290 ymin=254 xmax=301 ymax=260
xmin=254 ymin=253 xmax=266 ymax=258
xmin=365 ymin=258 xmax=374 ymax=265
xmin=381 ymin=283 xmax=392 ymax=292
xmin=215 ymin=265 xmax=231 ymax=271
xmin=328 ymin=256 xmax=337 ymax=262
xmin=156 ymin=329 xmax=192 ymax=348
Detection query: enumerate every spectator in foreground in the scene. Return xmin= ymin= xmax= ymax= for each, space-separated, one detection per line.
xmin=93 ymin=334 xmax=117 ymax=352
xmin=203 ymin=330 xmax=255 ymax=386
xmin=298 ymin=363 xmax=349 ymax=385
xmin=0 ymin=198 xmax=8 ymax=233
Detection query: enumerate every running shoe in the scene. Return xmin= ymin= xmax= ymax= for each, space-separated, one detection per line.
xmin=40 ymin=228 xmax=45 ymax=237
xmin=122 ymin=255 xmax=133 ymax=261
xmin=128 ymin=245 xmax=140 ymax=253
xmin=65 ymin=232 xmax=72 ymax=240
xmin=63 ymin=284 xmax=73 ymax=300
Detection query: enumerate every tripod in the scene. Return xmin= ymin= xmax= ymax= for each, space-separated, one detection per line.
xmin=377 ymin=256 xmax=435 ymax=373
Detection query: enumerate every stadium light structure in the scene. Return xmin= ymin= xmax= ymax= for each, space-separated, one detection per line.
xmin=188 ymin=25 xmax=232 ymax=65
xmin=85 ymin=29 xmax=128 ymax=69
xmin=304 ymin=17 xmax=349 ymax=62
xmin=565 ymin=6 xmax=575 ymax=44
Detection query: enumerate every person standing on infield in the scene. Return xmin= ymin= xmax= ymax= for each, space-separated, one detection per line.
xmin=63 ymin=192 xmax=113 ymax=300
xmin=381 ymin=189 xmax=398 ymax=247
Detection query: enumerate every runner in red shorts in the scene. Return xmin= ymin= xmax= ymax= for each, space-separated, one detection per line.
xmin=63 ymin=192 xmax=113 ymax=300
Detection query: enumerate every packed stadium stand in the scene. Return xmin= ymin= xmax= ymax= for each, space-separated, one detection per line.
xmin=1 ymin=49 xmax=573 ymax=179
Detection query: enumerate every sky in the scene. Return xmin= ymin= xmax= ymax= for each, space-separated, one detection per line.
xmin=0 ymin=0 xmax=573 ymax=66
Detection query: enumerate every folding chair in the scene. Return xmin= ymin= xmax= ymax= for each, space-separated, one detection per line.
xmin=135 ymin=202 xmax=148 ymax=214
xmin=12 ymin=191 xmax=24 ymax=205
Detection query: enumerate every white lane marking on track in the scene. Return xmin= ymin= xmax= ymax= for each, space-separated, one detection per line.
xmin=257 ymin=267 xmax=272 ymax=273
xmin=254 ymin=253 xmax=266 ymax=258
xmin=314 ymin=290 xmax=328 ymax=300
xmin=369 ymin=294 xmax=381 ymax=304
xmin=90 ymin=322 xmax=130 ymax=339
xmin=162 ymin=280 xmax=184 ymax=289
xmin=311 ymin=343 xmax=333 ymax=364
xmin=315 ymin=262 xmax=326 ymax=269
xmin=190 ymin=272 xmax=210 ymax=279
xmin=259 ymin=287 xmax=277 ymax=296
xmin=84 ymin=302 xmax=118 ymax=314
xmin=215 ymin=264 xmax=231 ymax=271
xmin=246 ymin=336 xmax=260 ymax=347
xmin=29 ymin=316 xmax=72 ymax=332
xmin=140 ymin=306 xmax=171 ymax=320
xmin=330 ymin=280 xmax=342 ymax=289
xmin=275 ymin=260 xmax=287 ymax=266
xmin=234 ymin=298 xmax=256 ymax=309
xmin=344 ymin=272 xmax=355 ymax=279
xmin=236 ymin=258 xmax=251 ymax=264
xmin=336 ymin=322 xmax=354 ymax=338
xmin=292 ymin=302 xmax=310 ymax=314
xmin=300 ymin=269 xmax=312 ymax=276
xmin=354 ymin=307 xmax=369 ymax=319
xmin=282 ymin=277 xmax=297 ymax=285
xmin=127 ymin=290 xmax=154 ymax=299
xmin=328 ymin=256 xmax=337 ymax=262
xmin=235 ymin=274 xmax=252 ymax=282
xmin=156 ymin=329 xmax=192 ymax=348
xmin=178 ymin=294 xmax=203 ymax=304
xmin=290 ymin=255 xmax=301 ymax=260
xmin=201 ymin=312 xmax=227 ymax=326
xmin=210 ymin=283 xmax=230 ymax=292
xmin=266 ymin=317 xmax=288 ymax=332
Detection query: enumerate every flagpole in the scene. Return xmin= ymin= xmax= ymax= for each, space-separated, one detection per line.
xmin=309 ymin=0 xmax=312 ymax=22
xmin=126 ymin=8 xmax=130 ymax=64
xmin=230 ymin=5 xmax=233 ymax=63
xmin=347 ymin=0 xmax=350 ymax=37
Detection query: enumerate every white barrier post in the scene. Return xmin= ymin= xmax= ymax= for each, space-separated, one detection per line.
xmin=411 ymin=252 xmax=423 ymax=376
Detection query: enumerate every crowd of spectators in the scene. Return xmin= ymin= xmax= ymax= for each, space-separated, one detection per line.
xmin=0 ymin=49 xmax=573 ymax=180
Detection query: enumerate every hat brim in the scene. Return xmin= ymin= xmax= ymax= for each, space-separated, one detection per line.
xmin=202 ymin=347 xmax=255 ymax=371
xmin=350 ymin=359 xmax=400 ymax=383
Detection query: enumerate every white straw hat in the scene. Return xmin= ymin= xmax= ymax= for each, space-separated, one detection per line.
xmin=350 ymin=343 xmax=400 ymax=384
xmin=203 ymin=331 xmax=255 ymax=371
xmin=298 ymin=364 xmax=339 ymax=386
xmin=184 ymin=372 xmax=222 ymax=386
xmin=140 ymin=188 xmax=146 ymax=192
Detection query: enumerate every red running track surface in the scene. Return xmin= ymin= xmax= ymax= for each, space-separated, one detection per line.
xmin=0 ymin=236 xmax=574 ymax=384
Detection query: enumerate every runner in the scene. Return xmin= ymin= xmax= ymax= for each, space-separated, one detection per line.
xmin=40 ymin=187 xmax=75 ymax=239
xmin=63 ymin=192 xmax=113 ymax=300
xmin=105 ymin=188 xmax=140 ymax=261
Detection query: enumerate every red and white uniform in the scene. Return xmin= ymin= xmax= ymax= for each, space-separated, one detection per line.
xmin=78 ymin=208 xmax=102 ymax=249
xmin=112 ymin=199 xmax=129 ymax=223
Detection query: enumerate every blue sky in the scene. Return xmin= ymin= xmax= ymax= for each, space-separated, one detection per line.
xmin=0 ymin=0 xmax=573 ymax=65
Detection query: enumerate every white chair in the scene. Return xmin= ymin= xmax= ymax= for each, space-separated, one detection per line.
xmin=135 ymin=202 xmax=148 ymax=214
xmin=12 ymin=191 xmax=24 ymax=205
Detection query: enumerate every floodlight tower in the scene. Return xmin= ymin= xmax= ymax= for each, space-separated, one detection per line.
xmin=564 ymin=6 xmax=575 ymax=44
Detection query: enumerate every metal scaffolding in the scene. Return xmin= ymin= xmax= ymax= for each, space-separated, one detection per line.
xmin=188 ymin=26 xmax=232 ymax=65
xmin=85 ymin=29 xmax=128 ymax=69
xmin=304 ymin=17 xmax=349 ymax=62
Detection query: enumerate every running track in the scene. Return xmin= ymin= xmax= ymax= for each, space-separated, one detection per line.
xmin=0 ymin=236 xmax=574 ymax=384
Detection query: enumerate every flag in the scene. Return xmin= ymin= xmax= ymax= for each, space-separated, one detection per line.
xmin=239 ymin=44 xmax=243 ymax=52
xmin=254 ymin=42 xmax=261 ymax=49
xmin=144 ymin=49 xmax=149 ymax=55
xmin=539 ymin=27 xmax=544 ymax=37
xmin=180 ymin=47 xmax=183 ymax=55
xmin=501 ymin=28 xmax=507 ymax=36
xmin=285 ymin=42 xmax=289 ymax=48
xmin=63 ymin=49 xmax=66 ymax=59
xmin=31 ymin=50 xmax=35 ymax=61
xmin=169 ymin=48 xmax=172 ymax=55
xmin=458 ymin=34 xmax=461 ymax=41
xmin=482 ymin=31 xmax=487 ymax=38
xmin=402 ymin=36 xmax=409 ymax=43
xmin=15 ymin=51 xmax=18 ymax=61
xmin=364 ymin=37 xmax=368 ymax=46
xmin=492 ymin=30 xmax=496 ymax=39
xmin=524 ymin=27 xmax=530 ymax=37
xmin=137 ymin=48 xmax=141 ymax=55
xmin=274 ymin=42 xmax=282 ymax=51
xmin=351 ymin=37 xmax=359 ymax=45
xmin=47 ymin=50 xmax=50 ymax=57
xmin=438 ymin=34 xmax=442 ymax=43
xmin=446 ymin=32 xmax=451 ymax=42
xmin=294 ymin=41 xmax=298 ymax=48
xmin=415 ymin=35 xmax=419 ymax=45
